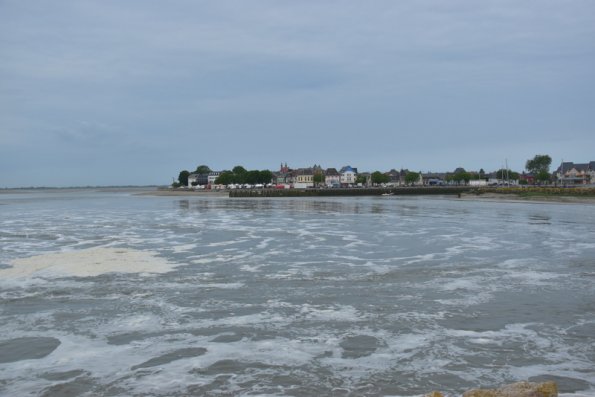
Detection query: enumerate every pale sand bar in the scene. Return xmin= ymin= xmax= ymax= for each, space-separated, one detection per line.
xmin=1 ymin=248 xmax=178 ymax=279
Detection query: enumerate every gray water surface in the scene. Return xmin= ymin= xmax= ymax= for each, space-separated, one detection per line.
xmin=1 ymin=190 xmax=594 ymax=396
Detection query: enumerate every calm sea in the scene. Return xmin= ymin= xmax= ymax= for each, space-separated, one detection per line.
xmin=1 ymin=189 xmax=594 ymax=396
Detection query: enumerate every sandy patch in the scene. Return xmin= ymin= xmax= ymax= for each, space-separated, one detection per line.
xmin=1 ymin=248 xmax=178 ymax=279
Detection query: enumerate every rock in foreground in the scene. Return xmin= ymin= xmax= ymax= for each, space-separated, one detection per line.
xmin=462 ymin=381 xmax=558 ymax=397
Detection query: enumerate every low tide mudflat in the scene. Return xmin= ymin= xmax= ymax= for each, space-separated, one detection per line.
xmin=1 ymin=189 xmax=594 ymax=396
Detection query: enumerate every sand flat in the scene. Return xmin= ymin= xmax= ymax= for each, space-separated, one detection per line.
xmin=1 ymin=248 xmax=178 ymax=278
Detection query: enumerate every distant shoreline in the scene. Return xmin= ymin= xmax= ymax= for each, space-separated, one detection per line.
xmin=459 ymin=192 xmax=595 ymax=205
xmin=136 ymin=189 xmax=229 ymax=197
xmin=139 ymin=186 xmax=595 ymax=204
xmin=4 ymin=186 xmax=595 ymax=204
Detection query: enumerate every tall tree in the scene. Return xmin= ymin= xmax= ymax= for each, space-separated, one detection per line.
xmin=526 ymin=154 xmax=552 ymax=185
xmin=232 ymin=165 xmax=247 ymax=174
xmin=178 ymin=170 xmax=190 ymax=186
xmin=259 ymin=170 xmax=273 ymax=184
xmin=195 ymin=165 xmax=211 ymax=174
xmin=525 ymin=155 xmax=551 ymax=174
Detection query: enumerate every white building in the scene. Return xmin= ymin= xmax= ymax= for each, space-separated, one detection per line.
xmin=207 ymin=171 xmax=221 ymax=185
xmin=340 ymin=165 xmax=357 ymax=186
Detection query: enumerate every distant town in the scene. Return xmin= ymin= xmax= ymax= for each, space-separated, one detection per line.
xmin=174 ymin=155 xmax=595 ymax=190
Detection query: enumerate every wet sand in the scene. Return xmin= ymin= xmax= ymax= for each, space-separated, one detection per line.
xmin=136 ymin=189 xmax=229 ymax=197
xmin=459 ymin=192 xmax=595 ymax=205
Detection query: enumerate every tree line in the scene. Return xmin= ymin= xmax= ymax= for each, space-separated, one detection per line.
xmin=215 ymin=166 xmax=273 ymax=185
xmin=174 ymin=165 xmax=273 ymax=187
xmin=174 ymin=154 xmax=555 ymax=187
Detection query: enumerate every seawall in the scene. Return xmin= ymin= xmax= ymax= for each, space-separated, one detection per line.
xmin=229 ymin=186 xmax=474 ymax=197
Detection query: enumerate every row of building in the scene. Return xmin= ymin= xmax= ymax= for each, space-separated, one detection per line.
xmin=186 ymin=161 xmax=595 ymax=189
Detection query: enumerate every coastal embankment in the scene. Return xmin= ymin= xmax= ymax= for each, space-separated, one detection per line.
xmin=229 ymin=186 xmax=473 ymax=197
xmin=141 ymin=186 xmax=595 ymax=204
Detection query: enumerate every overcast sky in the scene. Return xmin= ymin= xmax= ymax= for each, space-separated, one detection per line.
xmin=1 ymin=1 xmax=594 ymax=187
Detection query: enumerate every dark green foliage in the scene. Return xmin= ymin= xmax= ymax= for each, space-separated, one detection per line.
xmin=214 ymin=167 xmax=273 ymax=185
xmin=526 ymin=155 xmax=552 ymax=175
xmin=259 ymin=170 xmax=273 ymax=184
xmin=195 ymin=165 xmax=211 ymax=174
xmin=526 ymin=155 xmax=552 ymax=185
xmin=536 ymin=170 xmax=551 ymax=184
xmin=371 ymin=171 xmax=390 ymax=185
xmin=405 ymin=171 xmax=421 ymax=185
xmin=215 ymin=171 xmax=235 ymax=185
xmin=178 ymin=170 xmax=190 ymax=186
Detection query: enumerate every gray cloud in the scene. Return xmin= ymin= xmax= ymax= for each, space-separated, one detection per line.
xmin=1 ymin=0 xmax=594 ymax=186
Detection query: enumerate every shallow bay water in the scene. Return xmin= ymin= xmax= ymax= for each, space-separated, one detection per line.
xmin=1 ymin=189 xmax=594 ymax=396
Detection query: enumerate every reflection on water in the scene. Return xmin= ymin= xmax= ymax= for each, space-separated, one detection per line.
xmin=528 ymin=213 xmax=552 ymax=224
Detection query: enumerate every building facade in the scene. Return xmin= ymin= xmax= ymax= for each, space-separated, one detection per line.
xmin=556 ymin=161 xmax=595 ymax=185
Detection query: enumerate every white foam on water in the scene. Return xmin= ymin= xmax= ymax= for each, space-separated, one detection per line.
xmin=240 ymin=264 xmax=263 ymax=272
xmin=170 ymin=243 xmax=197 ymax=253
xmin=0 ymin=247 xmax=179 ymax=279
xmin=198 ymin=282 xmax=244 ymax=289
xmin=206 ymin=239 xmax=243 ymax=247
xmin=256 ymin=237 xmax=274 ymax=249
xmin=501 ymin=270 xmax=561 ymax=286
xmin=298 ymin=303 xmax=364 ymax=322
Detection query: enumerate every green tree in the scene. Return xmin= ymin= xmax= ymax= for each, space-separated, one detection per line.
xmin=245 ymin=170 xmax=261 ymax=185
xmin=536 ymin=170 xmax=551 ymax=184
xmin=178 ymin=170 xmax=190 ymax=186
xmin=232 ymin=165 xmax=247 ymax=174
xmin=259 ymin=170 xmax=273 ymax=184
xmin=215 ymin=171 xmax=234 ymax=185
xmin=195 ymin=165 xmax=211 ymax=174
xmin=449 ymin=171 xmax=471 ymax=185
xmin=232 ymin=166 xmax=247 ymax=184
xmin=313 ymin=172 xmax=325 ymax=186
xmin=526 ymin=155 xmax=551 ymax=174
xmin=526 ymin=154 xmax=552 ymax=185
xmin=355 ymin=175 xmax=367 ymax=185
xmin=405 ymin=171 xmax=420 ymax=186
xmin=371 ymin=171 xmax=389 ymax=185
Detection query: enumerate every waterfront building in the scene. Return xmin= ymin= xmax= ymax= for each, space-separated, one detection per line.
xmin=187 ymin=173 xmax=209 ymax=187
xmin=207 ymin=171 xmax=221 ymax=185
xmin=325 ymin=168 xmax=341 ymax=187
xmin=556 ymin=161 xmax=595 ymax=185
xmin=339 ymin=166 xmax=358 ymax=186
xmin=294 ymin=168 xmax=314 ymax=189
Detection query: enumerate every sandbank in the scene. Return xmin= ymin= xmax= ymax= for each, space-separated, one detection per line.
xmin=137 ymin=189 xmax=229 ymax=197
xmin=1 ymin=248 xmax=178 ymax=279
xmin=459 ymin=192 xmax=595 ymax=205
